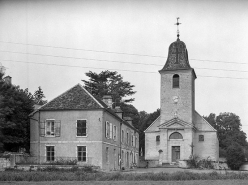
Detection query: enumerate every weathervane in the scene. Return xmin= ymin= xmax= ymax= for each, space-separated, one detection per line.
xmin=175 ymin=17 xmax=181 ymax=40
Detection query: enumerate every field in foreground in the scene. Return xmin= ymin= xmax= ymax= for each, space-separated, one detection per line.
xmin=1 ymin=170 xmax=248 ymax=181
xmin=1 ymin=180 xmax=248 ymax=185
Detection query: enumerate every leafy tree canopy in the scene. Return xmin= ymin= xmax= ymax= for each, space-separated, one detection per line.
xmin=82 ymin=70 xmax=136 ymax=103
xmin=0 ymin=72 xmax=34 ymax=152
xmin=204 ymin=112 xmax=247 ymax=150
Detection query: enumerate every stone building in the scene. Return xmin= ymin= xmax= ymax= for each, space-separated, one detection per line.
xmin=144 ymin=36 xmax=219 ymax=166
xmin=29 ymin=84 xmax=139 ymax=171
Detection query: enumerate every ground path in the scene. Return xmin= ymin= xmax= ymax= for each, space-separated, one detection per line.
xmin=1 ymin=180 xmax=248 ymax=185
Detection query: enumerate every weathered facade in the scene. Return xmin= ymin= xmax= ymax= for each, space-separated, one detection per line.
xmin=145 ymin=37 xmax=219 ymax=166
xmin=30 ymin=84 xmax=139 ymax=171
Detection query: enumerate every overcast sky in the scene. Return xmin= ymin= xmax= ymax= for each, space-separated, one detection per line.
xmin=1 ymin=0 xmax=248 ymax=134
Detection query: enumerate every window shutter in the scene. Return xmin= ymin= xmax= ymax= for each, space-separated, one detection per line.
xmin=115 ymin=126 xmax=117 ymax=141
xmin=55 ymin=120 xmax=61 ymax=137
xmin=110 ymin=123 xmax=112 ymax=139
xmin=40 ymin=121 xmax=45 ymax=137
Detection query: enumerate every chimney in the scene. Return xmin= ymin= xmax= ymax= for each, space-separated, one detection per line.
xmin=3 ymin=76 xmax=12 ymax=85
xmin=102 ymin=95 xmax=113 ymax=108
xmin=123 ymin=116 xmax=133 ymax=127
xmin=114 ymin=106 xmax=123 ymax=119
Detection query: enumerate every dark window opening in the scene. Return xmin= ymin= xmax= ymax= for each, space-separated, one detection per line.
xmin=169 ymin=132 xmax=183 ymax=139
xmin=173 ymin=74 xmax=179 ymax=88
xmin=199 ymin=135 xmax=204 ymax=141
xmin=77 ymin=146 xmax=86 ymax=162
xmin=46 ymin=146 xmax=55 ymax=162
xmin=156 ymin=135 xmax=160 ymax=142
xmin=77 ymin=120 xmax=87 ymax=136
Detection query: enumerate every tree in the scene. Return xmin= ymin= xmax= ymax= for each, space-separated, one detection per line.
xmin=33 ymin=86 xmax=47 ymax=104
xmin=204 ymin=112 xmax=247 ymax=150
xmin=226 ymin=142 xmax=245 ymax=170
xmin=82 ymin=70 xmax=136 ymax=103
xmin=0 ymin=72 xmax=34 ymax=152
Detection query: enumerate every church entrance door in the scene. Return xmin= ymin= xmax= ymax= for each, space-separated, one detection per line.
xmin=172 ymin=146 xmax=180 ymax=162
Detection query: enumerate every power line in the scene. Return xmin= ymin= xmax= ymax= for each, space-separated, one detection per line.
xmin=1 ymin=40 xmax=248 ymax=65
xmin=1 ymin=50 xmax=248 ymax=74
xmin=0 ymin=40 xmax=166 ymax=58
xmin=3 ymin=59 xmax=248 ymax=80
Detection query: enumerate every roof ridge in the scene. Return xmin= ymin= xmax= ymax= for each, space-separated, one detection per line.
xmin=77 ymin=83 xmax=104 ymax=108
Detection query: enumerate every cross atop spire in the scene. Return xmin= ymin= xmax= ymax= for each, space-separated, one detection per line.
xmin=175 ymin=17 xmax=181 ymax=40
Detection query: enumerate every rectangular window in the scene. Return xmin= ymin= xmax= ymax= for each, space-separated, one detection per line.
xmin=156 ymin=135 xmax=160 ymax=142
xmin=45 ymin=120 xmax=55 ymax=136
xmin=106 ymin=147 xmax=109 ymax=163
xmin=77 ymin=146 xmax=86 ymax=162
xmin=46 ymin=146 xmax=55 ymax=162
xmin=105 ymin=121 xmax=110 ymax=138
xmin=121 ymin=130 xmax=124 ymax=143
xmin=77 ymin=120 xmax=87 ymax=136
xmin=127 ymin=132 xmax=129 ymax=145
xmin=199 ymin=135 xmax=204 ymax=141
xmin=113 ymin=125 xmax=117 ymax=140
xmin=131 ymin=135 xmax=134 ymax=146
xmin=110 ymin=123 xmax=113 ymax=139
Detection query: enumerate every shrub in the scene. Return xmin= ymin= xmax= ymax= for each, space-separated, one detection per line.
xmin=186 ymin=155 xmax=214 ymax=169
xmin=186 ymin=155 xmax=200 ymax=168
xmin=226 ymin=143 xmax=245 ymax=170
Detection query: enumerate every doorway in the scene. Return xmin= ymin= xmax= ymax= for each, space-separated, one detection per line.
xmin=172 ymin=146 xmax=180 ymax=162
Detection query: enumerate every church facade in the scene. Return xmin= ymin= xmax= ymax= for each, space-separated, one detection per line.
xmin=144 ymin=37 xmax=219 ymax=166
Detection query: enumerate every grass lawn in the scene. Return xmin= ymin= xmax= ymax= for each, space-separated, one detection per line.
xmin=1 ymin=180 xmax=248 ymax=185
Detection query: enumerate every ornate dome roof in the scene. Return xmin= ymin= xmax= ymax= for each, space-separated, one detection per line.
xmin=161 ymin=38 xmax=192 ymax=71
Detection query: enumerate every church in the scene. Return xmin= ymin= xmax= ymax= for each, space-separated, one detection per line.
xmin=144 ymin=23 xmax=219 ymax=166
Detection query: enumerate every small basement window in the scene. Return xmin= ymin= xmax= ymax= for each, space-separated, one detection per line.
xmin=199 ymin=135 xmax=204 ymax=141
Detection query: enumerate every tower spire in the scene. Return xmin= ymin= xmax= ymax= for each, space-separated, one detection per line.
xmin=175 ymin=17 xmax=181 ymax=40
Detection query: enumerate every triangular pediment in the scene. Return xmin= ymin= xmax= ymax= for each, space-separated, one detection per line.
xmin=158 ymin=117 xmax=195 ymax=129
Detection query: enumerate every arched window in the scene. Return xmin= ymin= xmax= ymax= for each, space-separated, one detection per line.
xmin=173 ymin=74 xmax=179 ymax=88
xmin=169 ymin=132 xmax=183 ymax=139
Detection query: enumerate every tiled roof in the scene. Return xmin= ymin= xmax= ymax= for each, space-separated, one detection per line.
xmin=40 ymin=84 xmax=103 ymax=110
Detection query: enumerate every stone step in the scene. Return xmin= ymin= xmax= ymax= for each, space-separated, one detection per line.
xmin=161 ymin=163 xmax=179 ymax=168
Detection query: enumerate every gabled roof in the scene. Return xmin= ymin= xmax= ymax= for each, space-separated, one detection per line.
xmin=29 ymin=83 xmax=139 ymax=132
xmin=158 ymin=117 xmax=196 ymax=130
xmin=40 ymin=84 xmax=103 ymax=110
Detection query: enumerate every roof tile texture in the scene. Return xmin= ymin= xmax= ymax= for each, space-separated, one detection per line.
xmin=41 ymin=85 xmax=102 ymax=110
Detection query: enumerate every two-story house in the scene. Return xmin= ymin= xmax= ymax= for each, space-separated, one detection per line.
xmin=29 ymin=84 xmax=139 ymax=171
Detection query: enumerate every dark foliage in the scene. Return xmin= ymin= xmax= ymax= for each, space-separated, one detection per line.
xmin=226 ymin=143 xmax=245 ymax=170
xmin=0 ymin=72 xmax=34 ymax=152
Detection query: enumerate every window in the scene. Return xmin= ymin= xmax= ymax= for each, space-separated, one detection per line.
xmin=199 ymin=135 xmax=204 ymax=141
xmin=77 ymin=146 xmax=86 ymax=162
xmin=121 ymin=130 xmax=123 ymax=142
xmin=46 ymin=146 xmax=55 ymax=162
xmin=110 ymin=123 xmax=113 ymax=139
xmin=156 ymin=135 xmax=160 ymax=142
xmin=113 ymin=125 xmax=117 ymax=141
xmin=77 ymin=120 xmax=87 ymax=136
xmin=105 ymin=121 xmax=110 ymax=138
xmin=46 ymin=120 xmax=55 ymax=136
xmin=106 ymin=147 xmax=109 ymax=162
xmin=131 ymin=135 xmax=134 ymax=146
xmin=127 ymin=132 xmax=129 ymax=145
xmin=169 ymin=132 xmax=183 ymax=139
xmin=173 ymin=74 xmax=179 ymax=88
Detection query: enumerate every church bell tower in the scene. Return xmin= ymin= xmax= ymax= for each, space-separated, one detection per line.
xmin=159 ymin=18 xmax=197 ymax=125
